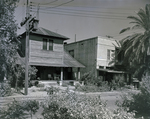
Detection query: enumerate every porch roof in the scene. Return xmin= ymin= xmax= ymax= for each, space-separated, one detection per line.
xmin=63 ymin=50 xmax=85 ymax=68
xmin=97 ymin=68 xmax=126 ymax=74
xmin=16 ymin=51 xmax=85 ymax=68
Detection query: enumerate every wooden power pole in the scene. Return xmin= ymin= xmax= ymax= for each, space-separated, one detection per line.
xmin=25 ymin=0 xmax=30 ymax=95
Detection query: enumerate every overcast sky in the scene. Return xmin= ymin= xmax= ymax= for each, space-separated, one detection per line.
xmin=15 ymin=0 xmax=150 ymax=43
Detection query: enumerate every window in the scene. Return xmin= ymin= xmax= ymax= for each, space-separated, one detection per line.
xmin=43 ymin=39 xmax=53 ymax=50
xmin=107 ymin=49 xmax=110 ymax=60
xmin=43 ymin=39 xmax=47 ymax=50
xmin=49 ymin=40 xmax=53 ymax=51
xmin=69 ymin=50 xmax=74 ymax=57
xmin=107 ymin=49 xmax=114 ymax=60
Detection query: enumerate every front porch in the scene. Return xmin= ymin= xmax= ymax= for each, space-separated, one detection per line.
xmin=35 ymin=66 xmax=82 ymax=86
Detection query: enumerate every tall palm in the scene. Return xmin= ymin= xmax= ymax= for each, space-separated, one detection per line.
xmin=119 ymin=4 xmax=150 ymax=78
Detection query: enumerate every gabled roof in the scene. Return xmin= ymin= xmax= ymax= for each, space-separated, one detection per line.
xmin=30 ymin=27 xmax=69 ymax=40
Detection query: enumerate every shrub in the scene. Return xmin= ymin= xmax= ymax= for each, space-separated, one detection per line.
xmin=22 ymin=100 xmax=39 ymax=119
xmin=42 ymin=101 xmax=74 ymax=119
xmin=9 ymin=66 xmax=37 ymax=89
xmin=0 ymin=99 xmax=27 ymax=119
xmin=46 ymin=86 xmax=59 ymax=95
xmin=0 ymin=82 xmax=12 ymax=97
xmin=0 ymin=99 xmax=40 ymax=119
xmin=41 ymin=89 xmax=136 ymax=119
xmin=117 ymin=76 xmax=150 ymax=118
xmin=79 ymin=72 xmax=110 ymax=92
xmin=111 ymin=75 xmax=127 ymax=90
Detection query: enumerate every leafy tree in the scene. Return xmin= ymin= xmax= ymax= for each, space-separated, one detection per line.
xmin=0 ymin=0 xmax=19 ymax=82
xmin=0 ymin=0 xmax=38 ymax=90
xmin=118 ymin=4 xmax=150 ymax=78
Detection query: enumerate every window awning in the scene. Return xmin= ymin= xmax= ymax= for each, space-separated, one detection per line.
xmin=97 ymin=68 xmax=126 ymax=74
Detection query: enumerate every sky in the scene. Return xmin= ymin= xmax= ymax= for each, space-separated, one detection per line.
xmin=15 ymin=0 xmax=150 ymax=43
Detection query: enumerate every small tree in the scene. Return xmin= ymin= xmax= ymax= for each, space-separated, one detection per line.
xmin=23 ymin=100 xmax=39 ymax=119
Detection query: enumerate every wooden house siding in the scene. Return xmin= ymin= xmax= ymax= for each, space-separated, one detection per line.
xmin=29 ymin=38 xmax=64 ymax=65
xmin=65 ymin=37 xmax=97 ymax=76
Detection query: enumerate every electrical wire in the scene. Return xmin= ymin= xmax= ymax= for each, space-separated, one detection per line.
xmin=39 ymin=7 xmax=133 ymax=15
xmin=31 ymin=10 xmax=128 ymax=20
xmin=37 ymin=0 xmax=74 ymax=10
xmin=31 ymin=0 xmax=58 ymax=5
xmin=31 ymin=7 xmax=130 ymax=18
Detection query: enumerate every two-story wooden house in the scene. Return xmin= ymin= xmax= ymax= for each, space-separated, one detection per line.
xmin=65 ymin=36 xmax=129 ymax=83
xmin=17 ymin=27 xmax=84 ymax=83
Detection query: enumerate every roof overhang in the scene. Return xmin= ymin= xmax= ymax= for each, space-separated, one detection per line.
xmin=16 ymin=51 xmax=85 ymax=68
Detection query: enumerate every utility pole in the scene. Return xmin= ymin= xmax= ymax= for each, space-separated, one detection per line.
xmin=25 ymin=0 xmax=30 ymax=95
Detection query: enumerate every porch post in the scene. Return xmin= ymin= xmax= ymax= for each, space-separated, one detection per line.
xmin=77 ymin=68 xmax=80 ymax=80
xmin=60 ymin=67 xmax=63 ymax=85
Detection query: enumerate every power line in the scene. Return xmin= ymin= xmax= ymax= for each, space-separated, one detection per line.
xmin=38 ymin=0 xmax=74 ymax=10
xmin=31 ymin=0 xmax=58 ymax=5
xmin=31 ymin=10 xmax=128 ymax=20
xmin=31 ymin=8 xmax=128 ymax=18
xmin=31 ymin=6 xmax=133 ymax=16
xmin=31 ymin=1 xmax=139 ymax=11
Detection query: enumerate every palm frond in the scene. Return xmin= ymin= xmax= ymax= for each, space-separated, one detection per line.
xmin=112 ymin=40 xmax=121 ymax=48
xmin=119 ymin=27 xmax=130 ymax=34
xmin=132 ymin=24 xmax=142 ymax=30
xmin=137 ymin=9 xmax=148 ymax=30
xmin=132 ymin=34 xmax=143 ymax=47
xmin=127 ymin=16 xmax=144 ymax=29
xmin=124 ymin=44 xmax=133 ymax=56
xmin=136 ymin=35 xmax=148 ymax=62
xmin=145 ymin=4 xmax=150 ymax=21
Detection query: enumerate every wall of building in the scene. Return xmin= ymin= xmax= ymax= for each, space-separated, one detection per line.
xmin=65 ymin=37 xmax=97 ymax=77
xmin=29 ymin=34 xmax=64 ymax=65
xmin=96 ymin=36 xmax=117 ymax=69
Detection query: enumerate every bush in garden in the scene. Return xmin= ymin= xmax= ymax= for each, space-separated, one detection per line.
xmin=42 ymin=101 xmax=74 ymax=119
xmin=22 ymin=100 xmax=39 ymax=119
xmin=80 ymin=72 xmax=93 ymax=85
xmin=46 ymin=86 xmax=59 ymax=95
xmin=0 ymin=82 xmax=12 ymax=97
xmin=41 ymin=88 xmax=136 ymax=119
xmin=79 ymin=72 xmax=110 ymax=92
xmin=9 ymin=66 xmax=37 ymax=89
xmin=0 ymin=99 xmax=27 ymax=119
xmin=111 ymin=75 xmax=127 ymax=90
xmin=117 ymin=76 xmax=150 ymax=118
xmin=0 ymin=99 xmax=40 ymax=119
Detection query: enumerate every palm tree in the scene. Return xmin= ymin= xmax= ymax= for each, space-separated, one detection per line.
xmin=119 ymin=4 xmax=150 ymax=78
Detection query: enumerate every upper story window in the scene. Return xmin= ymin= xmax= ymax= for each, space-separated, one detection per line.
xmin=49 ymin=40 xmax=53 ymax=50
xmin=43 ymin=39 xmax=53 ymax=51
xmin=107 ymin=49 xmax=114 ymax=60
